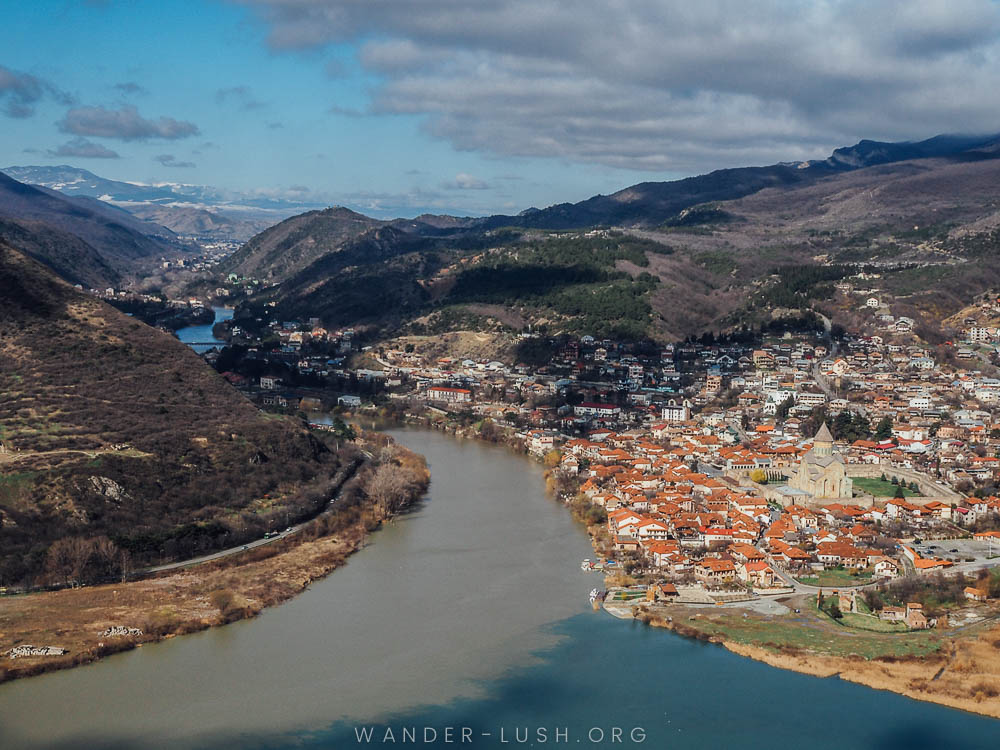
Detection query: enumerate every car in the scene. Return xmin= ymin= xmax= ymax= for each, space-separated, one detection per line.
xmin=242 ymin=545 xmax=248 ymax=550
xmin=950 ymin=548 xmax=959 ymax=553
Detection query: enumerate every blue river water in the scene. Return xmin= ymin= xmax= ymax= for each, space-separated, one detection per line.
xmin=1 ymin=430 xmax=997 ymax=750
xmin=175 ymin=306 xmax=233 ymax=353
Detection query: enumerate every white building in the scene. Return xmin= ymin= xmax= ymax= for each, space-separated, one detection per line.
xmin=660 ymin=399 xmax=690 ymax=422
xmin=427 ymin=386 xmax=472 ymax=403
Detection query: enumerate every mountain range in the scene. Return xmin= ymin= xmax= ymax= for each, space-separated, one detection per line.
xmin=2 ymin=165 xmax=319 ymax=242
xmin=0 ymin=172 xmax=201 ymax=288
xmin=9 ymin=132 xmax=1000 ymax=342
xmin=214 ymin=133 xmax=1000 ymax=343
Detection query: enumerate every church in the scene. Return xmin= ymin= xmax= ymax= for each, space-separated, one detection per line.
xmin=787 ymin=423 xmax=853 ymax=499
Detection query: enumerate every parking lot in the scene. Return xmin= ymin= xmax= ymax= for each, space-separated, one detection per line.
xmin=912 ymin=537 xmax=1000 ymax=573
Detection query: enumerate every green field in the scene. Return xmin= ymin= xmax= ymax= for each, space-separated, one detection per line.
xmin=682 ymin=611 xmax=942 ymax=659
xmin=836 ymin=612 xmax=909 ymax=633
xmin=614 ymin=591 xmax=646 ymax=601
xmin=852 ymin=476 xmax=921 ymax=497
xmin=797 ymin=567 xmax=874 ymax=587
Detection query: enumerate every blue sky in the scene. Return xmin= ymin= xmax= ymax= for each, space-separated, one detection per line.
xmin=4 ymin=1 xmax=1000 ymax=218
xmin=0 ymin=0 xmax=675 ymax=216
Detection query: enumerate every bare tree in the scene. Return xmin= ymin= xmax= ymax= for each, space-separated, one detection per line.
xmin=66 ymin=537 xmax=95 ymax=585
xmin=365 ymin=463 xmax=412 ymax=516
xmin=45 ymin=539 xmax=76 ymax=585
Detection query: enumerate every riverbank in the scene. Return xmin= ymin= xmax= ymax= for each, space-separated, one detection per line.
xmin=724 ymin=635 xmax=1000 ymax=719
xmin=405 ymin=412 xmax=1000 ymax=722
xmin=605 ymin=588 xmax=1000 ymax=719
xmin=411 ymin=411 xmax=1000 ymax=721
xmin=0 ymin=435 xmax=429 ymax=685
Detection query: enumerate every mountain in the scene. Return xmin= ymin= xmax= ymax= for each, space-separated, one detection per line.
xmin=478 ymin=163 xmax=815 ymax=230
xmin=0 ymin=172 xmax=196 ymax=285
xmin=220 ymin=206 xmax=386 ymax=282
xmin=2 ymin=165 xmax=319 ymax=240
xmin=821 ymin=133 xmax=1000 ymax=170
xmin=255 ymin=224 xmax=439 ymax=326
xmin=2 ymin=164 xmax=203 ymax=204
xmin=0 ymin=241 xmax=340 ymax=586
xmin=473 ymin=133 xmax=1000 ymax=230
xmin=122 ymin=203 xmax=271 ymax=242
xmin=225 ymin=133 xmax=1000 ymax=343
xmin=31 ymin=186 xmax=182 ymax=241
xmin=0 ymin=216 xmax=120 ymax=288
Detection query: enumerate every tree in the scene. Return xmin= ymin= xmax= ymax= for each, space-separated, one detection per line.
xmin=366 ymin=464 xmax=407 ymax=515
xmin=828 ymin=603 xmax=844 ymax=619
xmin=44 ymin=539 xmax=76 ymax=585
xmin=893 ymin=484 xmax=906 ymax=499
xmin=833 ymin=410 xmax=853 ymax=439
xmin=750 ymin=469 xmax=768 ymax=484
xmin=329 ymin=416 xmax=356 ymax=441
xmin=874 ymin=417 xmax=893 ymax=441
xmin=544 ymin=449 xmax=563 ymax=468
xmin=775 ymin=396 xmax=793 ymax=421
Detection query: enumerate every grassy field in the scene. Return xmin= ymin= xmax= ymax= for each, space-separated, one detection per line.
xmin=667 ymin=606 xmax=942 ymax=659
xmin=640 ymin=594 xmax=1000 ymax=719
xmin=852 ymin=476 xmax=921 ymax=497
xmin=836 ymin=611 xmax=910 ymax=633
xmin=796 ymin=567 xmax=874 ymax=587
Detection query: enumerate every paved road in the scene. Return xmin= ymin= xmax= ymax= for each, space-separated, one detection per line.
xmin=145 ymin=527 xmax=301 ymax=574
xmin=143 ymin=457 xmax=364 ymax=575
xmin=770 ymin=563 xmax=882 ymax=594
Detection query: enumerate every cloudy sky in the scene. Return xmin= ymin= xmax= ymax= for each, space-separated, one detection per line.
xmin=3 ymin=0 xmax=1000 ymax=217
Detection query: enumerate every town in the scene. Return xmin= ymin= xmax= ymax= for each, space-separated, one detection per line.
xmin=136 ymin=273 xmax=1000 ymax=650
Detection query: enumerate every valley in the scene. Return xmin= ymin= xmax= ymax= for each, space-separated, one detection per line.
xmin=6 ymin=132 xmax=1000 ymax=743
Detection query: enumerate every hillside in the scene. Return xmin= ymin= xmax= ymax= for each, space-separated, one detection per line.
xmin=224 ymin=139 xmax=1000 ymax=344
xmin=220 ymin=206 xmax=386 ymax=282
xmin=0 ymin=243 xmax=340 ymax=587
xmin=123 ymin=203 xmax=268 ymax=242
xmin=0 ymin=172 xmax=194 ymax=285
xmin=475 ymin=133 xmax=1000 ymax=231
xmin=634 ymin=154 xmax=1000 ymax=334
xmin=0 ymin=216 xmax=120 ymax=289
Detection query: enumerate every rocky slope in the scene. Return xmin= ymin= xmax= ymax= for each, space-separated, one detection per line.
xmin=0 ymin=242 xmax=340 ymax=586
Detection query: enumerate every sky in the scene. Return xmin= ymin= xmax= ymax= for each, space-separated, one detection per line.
xmin=3 ymin=0 xmax=1000 ymax=218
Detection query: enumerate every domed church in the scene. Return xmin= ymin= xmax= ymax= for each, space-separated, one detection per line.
xmin=787 ymin=422 xmax=853 ymax=499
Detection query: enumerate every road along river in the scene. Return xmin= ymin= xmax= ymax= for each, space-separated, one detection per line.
xmin=0 ymin=428 xmax=997 ymax=749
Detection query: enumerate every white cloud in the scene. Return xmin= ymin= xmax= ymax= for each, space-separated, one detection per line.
xmin=0 ymin=64 xmax=73 ymax=118
xmin=48 ymin=137 xmax=120 ymax=159
xmin=441 ymin=172 xmax=490 ymax=190
xmin=239 ymin=0 xmax=1000 ymax=172
xmin=155 ymin=153 xmax=196 ymax=168
xmin=59 ymin=105 xmax=199 ymax=141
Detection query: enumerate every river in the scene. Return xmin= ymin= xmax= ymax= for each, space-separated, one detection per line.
xmin=0 ymin=428 xmax=997 ymax=749
xmin=175 ymin=306 xmax=233 ymax=353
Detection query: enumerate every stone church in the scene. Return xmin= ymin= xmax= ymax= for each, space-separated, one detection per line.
xmin=788 ymin=422 xmax=853 ymax=499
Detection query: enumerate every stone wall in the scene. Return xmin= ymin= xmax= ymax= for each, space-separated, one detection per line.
xmin=845 ymin=464 xmax=962 ymax=504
